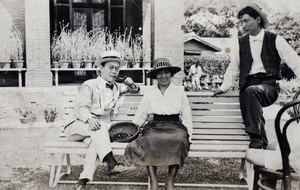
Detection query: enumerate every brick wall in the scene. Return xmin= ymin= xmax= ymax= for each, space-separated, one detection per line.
xmin=25 ymin=0 xmax=52 ymax=87
xmin=153 ymin=0 xmax=185 ymax=85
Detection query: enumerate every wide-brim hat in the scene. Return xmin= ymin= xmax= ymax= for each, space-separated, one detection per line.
xmin=238 ymin=3 xmax=269 ymax=29
xmin=146 ymin=58 xmax=181 ymax=79
xmin=96 ymin=50 xmax=126 ymax=67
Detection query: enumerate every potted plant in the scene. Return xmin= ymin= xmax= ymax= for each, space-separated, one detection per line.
xmin=14 ymin=108 xmax=33 ymax=124
xmin=53 ymin=24 xmax=71 ymax=68
xmin=70 ymin=27 xmax=86 ymax=68
xmin=43 ymin=108 xmax=58 ymax=123
xmin=10 ymin=25 xmax=24 ymax=68
xmin=0 ymin=47 xmax=11 ymax=69
xmin=90 ymin=27 xmax=108 ymax=67
xmin=82 ymin=30 xmax=94 ymax=68
xmin=51 ymin=33 xmax=60 ymax=68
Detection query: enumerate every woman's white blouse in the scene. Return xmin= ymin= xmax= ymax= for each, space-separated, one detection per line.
xmin=133 ymin=84 xmax=193 ymax=138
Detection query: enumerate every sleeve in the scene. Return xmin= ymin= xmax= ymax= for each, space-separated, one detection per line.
xmin=74 ymin=84 xmax=94 ymax=123
xmin=132 ymin=94 xmax=149 ymax=127
xmin=219 ymin=39 xmax=240 ymax=92
xmin=118 ymin=83 xmax=140 ymax=95
xmin=276 ymin=35 xmax=300 ymax=82
xmin=118 ymin=83 xmax=129 ymax=95
xmin=181 ymin=91 xmax=193 ymax=141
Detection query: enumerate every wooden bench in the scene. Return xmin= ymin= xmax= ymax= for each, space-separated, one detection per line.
xmin=45 ymin=86 xmax=252 ymax=189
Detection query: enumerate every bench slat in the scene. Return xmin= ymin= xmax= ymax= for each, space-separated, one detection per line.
xmin=193 ymin=129 xmax=246 ymax=135
xmin=192 ymin=135 xmax=249 ymax=140
xmin=193 ymin=122 xmax=244 ymax=129
xmin=190 ymin=144 xmax=248 ymax=151
xmin=188 ymin=151 xmax=245 ymax=158
xmin=192 ymin=110 xmax=241 ymax=116
xmin=192 ymin=116 xmax=243 ymax=123
xmin=188 ymin=97 xmax=240 ymax=103
xmin=191 ymin=104 xmax=241 ymax=109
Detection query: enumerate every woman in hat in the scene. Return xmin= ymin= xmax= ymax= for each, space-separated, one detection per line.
xmin=125 ymin=58 xmax=193 ymax=190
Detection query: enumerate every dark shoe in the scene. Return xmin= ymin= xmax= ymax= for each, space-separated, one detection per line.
xmin=261 ymin=177 xmax=277 ymax=189
xmin=76 ymin=178 xmax=88 ymax=190
xmin=108 ymin=163 xmax=136 ymax=176
xmin=249 ymin=139 xmax=267 ymax=149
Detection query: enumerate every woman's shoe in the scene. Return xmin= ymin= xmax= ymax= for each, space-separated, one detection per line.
xmin=108 ymin=163 xmax=136 ymax=176
xmin=76 ymin=178 xmax=88 ymax=190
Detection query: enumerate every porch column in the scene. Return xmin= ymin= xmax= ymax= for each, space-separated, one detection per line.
xmin=153 ymin=0 xmax=185 ymax=85
xmin=25 ymin=0 xmax=52 ymax=87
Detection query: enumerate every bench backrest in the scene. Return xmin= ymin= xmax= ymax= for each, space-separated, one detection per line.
xmin=62 ymin=86 xmax=249 ymax=158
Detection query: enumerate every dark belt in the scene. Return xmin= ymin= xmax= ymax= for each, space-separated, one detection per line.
xmin=153 ymin=114 xmax=180 ymax=121
xmin=247 ymin=72 xmax=278 ymax=80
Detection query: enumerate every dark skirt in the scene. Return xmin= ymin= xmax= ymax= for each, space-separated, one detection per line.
xmin=124 ymin=120 xmax=190 ymax=166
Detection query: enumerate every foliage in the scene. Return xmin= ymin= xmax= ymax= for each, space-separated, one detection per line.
xmin=51 ymin=24 xmax=72 ymax=61
xmin=183 ymin=2 xmax=239 ymax=37
xmin=10 ymin=25 xmax=24 ymax=61
xmin=51 ymin=25 xmax=150 ymax=65
xmin=183 ymin=0 xmax=300 ymax=54
xmin=13 ymin=108 xmax=32 ymax=118
xmin=0 ymin=24 xmax=24 ymax=62
xmin=281 ymin=62 xmax=296 ymax=81
xmin=184 ymin=55 xmax=230 ymax=76
xmin=43 ymin=108 xmax=58 ymax=123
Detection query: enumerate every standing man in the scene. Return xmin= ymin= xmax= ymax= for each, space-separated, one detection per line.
xmin=213 ymin=3 xmax=300 ymax=149
xmin=64 ymin=51 xmax=140 ymax=189
xmin=189 ymin=61 xmax=203 ymax=91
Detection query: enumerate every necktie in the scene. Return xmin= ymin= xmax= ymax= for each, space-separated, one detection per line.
xmin=106 ymin=83 xmax=114 ymax=90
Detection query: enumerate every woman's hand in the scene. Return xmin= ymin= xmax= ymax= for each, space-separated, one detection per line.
xmin=87 ymin=117 xmax=102 ymax=131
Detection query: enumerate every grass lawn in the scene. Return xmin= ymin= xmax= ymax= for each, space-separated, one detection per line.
xmin=0 ymin=116 xmax=298 ymax=190
xmin=0 ymin=126 xmax=248 ymax=190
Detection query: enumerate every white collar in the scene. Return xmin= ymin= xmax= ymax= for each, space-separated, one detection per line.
xmin=249 ymin=29 xmax=265 ymax=42
xmin=96 ymin=76 xmax=115 ymax=89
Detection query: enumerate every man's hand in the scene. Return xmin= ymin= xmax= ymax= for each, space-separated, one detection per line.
xmin=124 ymin=77 xmax=134 ymax=86
xmin=87 ymin=117 xmax=102 ymax=131
xmin=124 ymin=77 xmax=139 ymax=90
xmin=212 ymin=88 xmax=224 ymax=96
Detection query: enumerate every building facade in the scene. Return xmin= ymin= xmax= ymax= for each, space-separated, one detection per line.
xmin=0 ymin=0 xmax=184 ymax=87
xmin=0 ymin=0 xmax=184 ymax=124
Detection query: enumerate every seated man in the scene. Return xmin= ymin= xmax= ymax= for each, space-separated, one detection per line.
xmin=64 ymin=50 xmax=140 ymax=189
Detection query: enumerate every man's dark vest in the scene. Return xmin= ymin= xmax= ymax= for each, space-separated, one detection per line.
xmin=238 ymin=31 xmax=281 ymax=87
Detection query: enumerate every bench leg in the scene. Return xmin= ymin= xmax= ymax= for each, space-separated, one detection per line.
xmin=245 ymin=160 xmax=254 ymax=190
xmin=52 ymin=154 xmax=65 ymax=187
xmin=239 ymin=158 xmax=246 ymax=181
xmin=148 ymin=176 xmax=150 ymax=190
xmin=66 ymin=154 xmax=71 ymax=175
xmin=48 ymin=153 xmax=73 ymax=188
xmin=49 ymin=153 xmax=56 ymax=188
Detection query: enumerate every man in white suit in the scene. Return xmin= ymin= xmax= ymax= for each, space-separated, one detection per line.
xmin=64 ymin=51 xmax=140 ymax=189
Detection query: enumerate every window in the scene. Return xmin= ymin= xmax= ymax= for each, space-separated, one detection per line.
xmin=51 ymin=0 xmax=130 ymax=33
xmin=50 ymin=0 xmax=143 ymax=85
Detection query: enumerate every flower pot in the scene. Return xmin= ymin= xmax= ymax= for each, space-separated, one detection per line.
xmin=20 ymin=117 xmax=31 ymax=124
xmin=0 ymin=62 xmax=11 ymax=69
xmin=52 ymin=61 xmax=59 ymax=68
xmin=59 ymin=60 xmax=70 ymax=68
xmin=45 ymin=115 xmax=56 ymax=123
xmin=83 ymin=60 xmax=93 ymax=68
xmin=12 ymin=60 xmax=24 ymax=68
xmin=72 ymin=61 xmax=82 ymax=68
